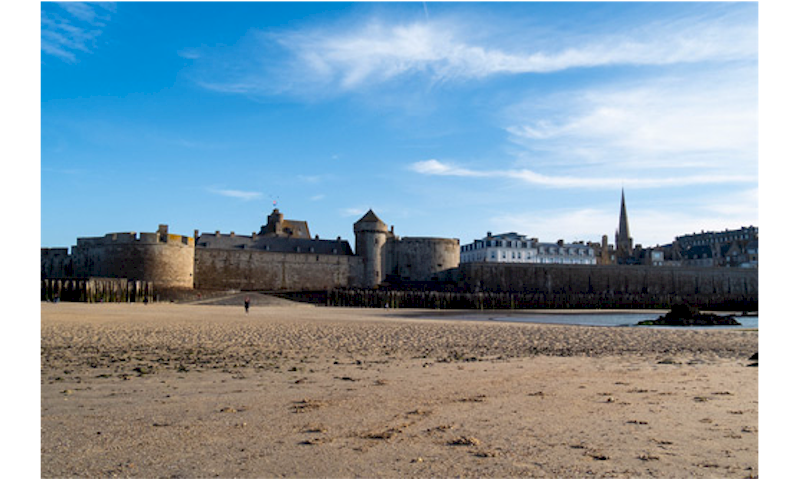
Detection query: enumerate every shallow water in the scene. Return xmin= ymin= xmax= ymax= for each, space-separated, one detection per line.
xmin=450 ymin=312 xmax=758 ymax=329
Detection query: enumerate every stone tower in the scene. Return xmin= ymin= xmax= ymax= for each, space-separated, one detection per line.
xmin=258 ymin=208 xmax=311 ymax=238
xmin=354 ymin=209 xmax=391 ymax=288
xmin=615 ymin=189 xmax=633 ymax=262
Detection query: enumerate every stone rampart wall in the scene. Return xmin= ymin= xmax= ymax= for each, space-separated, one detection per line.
xmin=194 ymin=248 xmax=355 ymax=291
xmin=41 ymin=248 xmax=72 ymax=279
xmin=450 ymin=263 xmax=757 ymax=295
xmin=386 ymin=237 xmax=460 ymax=282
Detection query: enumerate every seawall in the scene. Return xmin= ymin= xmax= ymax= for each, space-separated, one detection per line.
xmin=434 ymin=263 xmax=757 ymax=310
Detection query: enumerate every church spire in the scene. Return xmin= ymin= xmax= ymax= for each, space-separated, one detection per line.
xmin=616 ymin=189 xmax=633 ymax=259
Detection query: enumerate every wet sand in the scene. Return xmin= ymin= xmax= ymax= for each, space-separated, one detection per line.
xmin=41 ymin=301 xmax=758 ymax=478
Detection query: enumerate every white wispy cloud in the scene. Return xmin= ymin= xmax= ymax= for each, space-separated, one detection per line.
xmin=58 ymin=2 xmax=107 ymax=24
xmin=297 ymin=175 xmax=323 ymax=184
xmin=192 ymin=7 xmax=756 ymax=96
xmin=209 ymin=188 xmax=263 ymax=201
xmin=177 ymin=48 xmax=202 ymax=60
xmin=504 ymin=67 xmax=758 ymax=172
xmin=411 ymin=64 xmax=758 ymax=191
xmin=410 ymin=159 xmax=754 ymax=190
xmin=340 ymin=207 xmax=369 ymax=217
xmin=41 ymin=3 xmax=115 ymax=62
xmin=285 ymin=16 xmax=754 ymax=89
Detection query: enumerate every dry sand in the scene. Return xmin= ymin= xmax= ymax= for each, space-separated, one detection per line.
xmin=41 ymin=299 xmax=758 ymax=478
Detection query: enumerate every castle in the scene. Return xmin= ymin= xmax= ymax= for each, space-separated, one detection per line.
xmin=41 ymin=209 xmax=460 ymax=292
xmin=41 ymin=198 xmax=758 ymax=310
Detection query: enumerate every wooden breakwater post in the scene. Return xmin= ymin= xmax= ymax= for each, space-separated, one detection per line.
xmin=41 ymin=277 xmax=155 ymax=303
xmin=321 ymin=287 xmax=756 ymax=311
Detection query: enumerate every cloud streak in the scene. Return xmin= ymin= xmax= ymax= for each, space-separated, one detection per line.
xmin=410 ymin=159 xmax=754 ymax=190
xmin=190 ymin=6 xmax=756 ymax=96
xmin=504 ymin=67 xmax=758 ymax=173
xmin=293 ymin=19 xmax=754 ymax=88
xmin=209 ymin=188 xmax=263 ymax=201
xmin=41 ymin=2 xmax=115 ymax=62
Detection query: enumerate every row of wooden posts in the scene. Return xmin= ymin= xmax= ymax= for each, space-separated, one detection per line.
xmin=39 ymin=279 xmax=757 ymax=310
xmin=41 ymin=278 xmax=155 ymax=303
xmin=325 ymin=288 xmax=757 ymax=311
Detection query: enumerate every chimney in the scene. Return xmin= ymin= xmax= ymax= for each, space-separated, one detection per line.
xmin=158 ymin=224 xmax=168 ymax=242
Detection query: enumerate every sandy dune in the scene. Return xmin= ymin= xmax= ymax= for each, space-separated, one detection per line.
xmin=41 ymin=301 xmax=758 ymax=478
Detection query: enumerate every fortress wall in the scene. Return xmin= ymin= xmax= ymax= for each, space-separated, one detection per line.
xmin=193 ymin=248 xmax=352 ymax=291
xmin=386 ymin=237 xmax=461 ymax=282
xmin=41 ymin=248 xmax=72 ymax=279
xmin=451 ymin=263 xmax=758 ymax=299
xmin=71 ymin=233 xmax=195 ymax=289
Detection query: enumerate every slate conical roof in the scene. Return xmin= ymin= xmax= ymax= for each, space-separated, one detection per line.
xmin=615 ymin=189 xmax=633 ymax=260
xmin=355 ymin=209 xmax=384 ymax=225
xmin=354 ymin=209 xmax=388 ymax=233
xmin=618 ymin=189 xmax=631 ymax=243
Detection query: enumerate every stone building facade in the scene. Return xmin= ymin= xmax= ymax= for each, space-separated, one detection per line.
xmin=460 ymin=232 xmax=596 ymax=266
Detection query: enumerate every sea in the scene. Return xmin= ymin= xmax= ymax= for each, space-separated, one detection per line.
xmin=448 ymin=312 xmax=759 ymax=329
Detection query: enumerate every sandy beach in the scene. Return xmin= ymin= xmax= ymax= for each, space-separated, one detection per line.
xmin=41 ymin=299 xmax=758 ymax=478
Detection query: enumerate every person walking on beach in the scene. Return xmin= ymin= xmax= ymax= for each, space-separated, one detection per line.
xmin=244 ymin=295 xmax=251 ymax=314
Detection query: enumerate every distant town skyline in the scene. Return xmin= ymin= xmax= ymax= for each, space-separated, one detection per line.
xmin=40 ymin=2 xmax=758 ymax=249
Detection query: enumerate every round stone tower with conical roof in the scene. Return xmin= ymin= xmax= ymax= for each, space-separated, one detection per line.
xmin=354 ymin=209 xmax=391 ymax=288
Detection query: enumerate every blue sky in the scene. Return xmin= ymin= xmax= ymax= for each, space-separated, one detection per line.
xmin=40 ymin=1 xmax=759 ymax=249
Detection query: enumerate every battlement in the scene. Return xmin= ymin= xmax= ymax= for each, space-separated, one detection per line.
xmin=41 ymin=247 xmax=69 ymax=256
xmin=392 ymin=236 xmax=459 ymax=244
xmin=75 ymin=225 xmax=194 ymax=248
